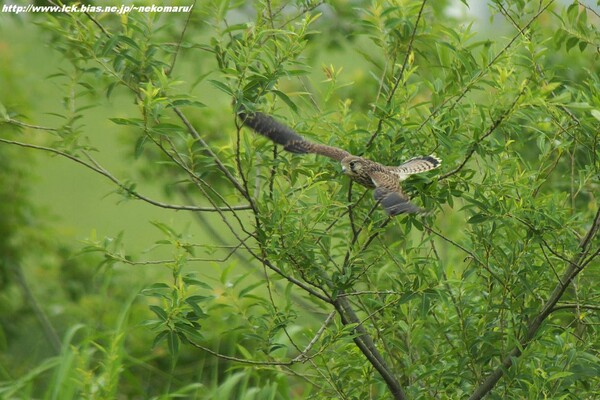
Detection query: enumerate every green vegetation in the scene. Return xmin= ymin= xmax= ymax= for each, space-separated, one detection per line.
xmin=0 ymin=1 xmax=599 ymax=399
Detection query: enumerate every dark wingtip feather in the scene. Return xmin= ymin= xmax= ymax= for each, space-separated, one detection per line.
xmin=239 ymin=111 xmax=305 ymax=147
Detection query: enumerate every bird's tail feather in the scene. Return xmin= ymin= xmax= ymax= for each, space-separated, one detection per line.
xmin=396 ymin=155 xmax=442 ymax=174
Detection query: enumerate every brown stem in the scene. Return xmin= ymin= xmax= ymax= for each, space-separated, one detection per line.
xmin=333 ymin=295 xmax=408 ymax=400
xmin=468 ymin=207 xmax=600 ymax=400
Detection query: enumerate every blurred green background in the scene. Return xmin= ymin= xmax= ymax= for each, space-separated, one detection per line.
xmin=1 ymin=0 xmax=599 ymax=399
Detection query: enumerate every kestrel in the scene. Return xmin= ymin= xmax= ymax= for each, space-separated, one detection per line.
xmin=239 ymin=111 xmax=441 ymax=216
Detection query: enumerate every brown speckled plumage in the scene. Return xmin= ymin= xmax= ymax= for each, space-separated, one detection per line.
xmin=240 ymin=111 xmax=441 ymax=216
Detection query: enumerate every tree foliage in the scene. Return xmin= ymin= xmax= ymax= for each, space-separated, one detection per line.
xmin=1 ymin=1 xmax=599 ymax=399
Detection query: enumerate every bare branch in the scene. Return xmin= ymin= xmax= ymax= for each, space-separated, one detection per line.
xmin=275 ymin=1 xmax=325 ymax=30
xmin=172 ymin=106 xmax=252 ymax=202
xmin=0 ymin=137 xmax=249 ymax=212
xmin=167 ymin=0 xmax=195 ymax=75
xmin=333 ymin=295 xmax=408 ymax=400
xmin=292 ymin=311 xmax=336 ymax=362
xmin=4 ymin=119 xmax=58 ymax=131
xmin=188 ymin=340 xmax=295 ymax=366
xmin=338 ymin=290 xmax=396 ymax=297
xmin=187 ymin=313 xmax=335 ymax=366
xmin=552 ymin=303 xmax=600 ymax=313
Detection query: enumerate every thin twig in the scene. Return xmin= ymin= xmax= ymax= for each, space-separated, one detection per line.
xmin=424 ymin=223 xmax=508 ymax=289
xmin=415 ymin=1 xmax=552 ymax=136
xmin=0 ymin=137 xmax=250 ymax=212
xmin=172 ymin=106 xmax=251 ymax=201
xmin=552 ymin=303 xmax=600 ymax=313
xmin=292 ymin=311 xmax=336 ymax=362
xmin=9 ymin=260 xmax=62 ymax=354
xmin=3 ymin=119 xmax=58 ymax=131
xmin=438 ymin=86 xmax=526 ymax=181
xmin=168 ymin=0 xmax=196 ymax=75
xmin=364 ymin=0 xmax=428 ymax=151
xmin=188 ymin=340 xmax=296 ymax=365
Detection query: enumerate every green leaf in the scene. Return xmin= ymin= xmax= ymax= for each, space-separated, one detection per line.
xmin=182 ymin=276 xmax=213 ymax=290
xmin=109 ymin=117 xmax=144 ymax=126
xmin=169 ymin=99 xmax=206 ymax=107
xmin=152 ymin=330 xmax=169 ymax=348
xmin=167 ymin=330 xmax=179 ymax=358
xmin=272 ymin=90 xmax=297 ymax=112
xmin=223 ymin=23 xmax=249 ymax=34
xmin=106 ymin=81 xmax=118 ymax=99
xmin=151 ymin=221 xmax=179 ymax=239
xmin=134 ymin=136 xmax=147 ymax=158
xmin=101 ymin=34 xmax=121 ymax=57
xmin=0 ymin=102 xmax=8 ymax=120
xmin=547 ymin=371 xmax=574 ymax=381
xmin=141 ymin=283 xmax=171 ymax=298
xmin=238 ymin=281 xmax=263 ymax=298
xmin=118 ymin=35 xmax=141 ymax=51
xmin=566 ymin=3 xmax=579 ymax=22
xmin=149 ymin=305 xmax=168 ymax=321
xmin=185 ymin=295 xmax=212 ymax=304
xmin=468 ymin=213 xmax=489 ymax=224
xmin=175 ymin=322 xmax=204 ymax=342
xmin=566 ymin=102 xmax=591 ymax=109
xmin=565 ymin=37 xmax=579 ymax=52
xmin=209 ymin=79 xmax=233 ymax=96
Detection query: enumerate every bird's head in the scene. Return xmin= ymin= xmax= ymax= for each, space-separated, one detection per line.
xmin=341 ymin=156 xmax=365 ymax=177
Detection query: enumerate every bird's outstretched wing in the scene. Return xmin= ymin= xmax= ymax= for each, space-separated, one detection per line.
xmin=369 ymin=171 xmax=421 ymax=216
xmin=240 ymin=112 xmax=351 ymax=161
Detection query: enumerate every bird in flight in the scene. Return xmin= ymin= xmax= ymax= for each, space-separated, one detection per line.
xmin=239 ymin=111 xmax=441 ymax=216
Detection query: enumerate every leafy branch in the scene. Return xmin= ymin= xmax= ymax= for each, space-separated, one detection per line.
xmin=437 ymin=85 xmax=527 ymax=181
xmin=469 ymin=207 xmax=600 ymax=400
